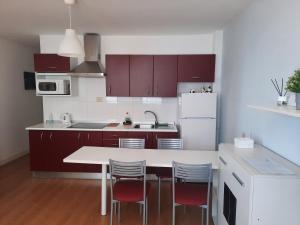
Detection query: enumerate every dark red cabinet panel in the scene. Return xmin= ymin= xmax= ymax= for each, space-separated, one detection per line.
xmin=106 ymin=55 xmax=130 ymax=96
xmin=34 ymin=54 xmax=70 ymax=72
xmin=153 ymin=55 xmax=178 ymax=97
xmin=29 ymin=131 xmax=52 ymax=171
xmin=178 ymin=55 xmax=216 ymax=82
xmin=126 ymin=132 xmax=153 ymax=149
xmin=152 ymin=132 xmax=180 ymax=149
xmin=53 ymin=131 xmax=102 ymax=172
xmin=29 ymin=131 xmax=103 ymax=173
xmin=130 ymin=55 xmax=154 ymax=97
xmin=103 ymin=131 xmax=153 ymax=149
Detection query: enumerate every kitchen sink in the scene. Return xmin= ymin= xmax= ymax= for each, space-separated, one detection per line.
xmin=133 ymin=124 xmax=155 ymax=129
xmin=133 ymin=123 xmax=174 ymax=129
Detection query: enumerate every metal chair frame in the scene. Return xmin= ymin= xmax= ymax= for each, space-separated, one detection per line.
xmin=156 ymin=138 xmax=183 ymax=213
xmin=109 ymin=159 xmax=148 ymax=225
xmin=172 ymin=161 xmax=212 ymax=225
xmin=119 ymin=138 xmax=145 ymax=149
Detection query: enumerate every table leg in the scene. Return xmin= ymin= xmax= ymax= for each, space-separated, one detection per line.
xmin=101 ymin=164 xmax=107 ymax=215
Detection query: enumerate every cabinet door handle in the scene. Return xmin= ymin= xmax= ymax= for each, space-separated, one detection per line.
xmin=40 ymin=132 xmax=44 ymax=141
xmin=219 ymin=156 xmax=227 ymax=165
xmin=48 ymin=66 xmax=57 ymax=69
xmin=232 ymin=172 xmax=244 ymax=187
xmin=77 ymin=133 xmax=81 ymax=140
xmin=49 ymin=133 xmax=53 ymax=141
xmin=192 ymin=76 xmax=201 ymax=79
xmin=109 ymin=86 xmax=111 ymax=94
xmin=87 ymin=133 xmax=90 ymax=141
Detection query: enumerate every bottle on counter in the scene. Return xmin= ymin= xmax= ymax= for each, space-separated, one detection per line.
xmin=123 ymin=112 xmax=132 ymax=125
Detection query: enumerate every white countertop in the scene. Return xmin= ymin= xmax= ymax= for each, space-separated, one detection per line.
xmin=26 ymin=121 xmax=178 ymax=132
xmin=219 ymin=143 xmax=300 ymax=177
xmin=63 ymin=146 xmax=219 ymax=169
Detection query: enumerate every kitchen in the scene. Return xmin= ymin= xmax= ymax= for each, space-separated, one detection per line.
xmin=0 ymin=1 xmax=300 ymax=225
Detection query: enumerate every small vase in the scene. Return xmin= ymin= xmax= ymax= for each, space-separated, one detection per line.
xmin=296 ymin=93 xmax=300 ymax=110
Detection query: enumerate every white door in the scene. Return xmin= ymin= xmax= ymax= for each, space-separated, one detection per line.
xmin=181 ymin=93 xmax=217 ymax=118
xmin=180 ymin=118 xmax=216 ymax=150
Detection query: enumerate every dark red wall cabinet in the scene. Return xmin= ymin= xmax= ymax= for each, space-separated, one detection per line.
xmin=153 ymin=55 xmax=178 ymax=97
xmin=105 ymin=54 xmax=215 ymax=97
xmin=130 ymin=55 xmax=154 ymax=97
xmin=34 ymin=54 xmax=71 ymax=72
xmin=106 ymin=55 xmax=130 ymax=96
xmin=178 ymin=54 xmax=216 ymax=82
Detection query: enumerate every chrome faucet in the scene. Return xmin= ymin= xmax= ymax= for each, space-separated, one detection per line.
xmin=144 ymin=110 xmax=159 ymax=127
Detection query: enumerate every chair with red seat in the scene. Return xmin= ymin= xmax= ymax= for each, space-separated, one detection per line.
xmin=156 ymin=138 xmax=183 ymax=213
xmin=109 ymin=159 xmax=150 ymax=225
xmin=172 ymin=161 xmax=212 ymax=225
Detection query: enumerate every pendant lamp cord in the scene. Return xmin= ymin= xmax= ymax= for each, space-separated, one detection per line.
xmin=68 ymin=5 xmax=72 ymax=29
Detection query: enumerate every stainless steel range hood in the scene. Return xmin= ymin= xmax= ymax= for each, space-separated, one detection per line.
xmin=70 ymin=33 xmax=105 ymax=77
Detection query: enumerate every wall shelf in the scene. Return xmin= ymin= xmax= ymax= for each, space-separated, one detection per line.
xmin=248 ymin=105 xmax=300 ymax=118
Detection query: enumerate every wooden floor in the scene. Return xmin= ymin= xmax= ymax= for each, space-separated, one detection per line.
xmin=0 ymin=156 xmax=214 ymax=225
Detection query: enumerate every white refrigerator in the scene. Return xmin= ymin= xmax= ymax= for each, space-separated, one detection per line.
xmin=179 ymin=93 xmax=217 ymax=151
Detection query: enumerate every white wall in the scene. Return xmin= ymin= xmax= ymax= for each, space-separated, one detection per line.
xmin=41 ymin=34 xmax=221 ymax=124
xmin=221 ymin=0 xmax=300 ymax=165
xmin=0 ymin=37 xmax=43 ymax=165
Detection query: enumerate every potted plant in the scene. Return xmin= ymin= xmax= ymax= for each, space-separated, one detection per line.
xmin=286 ymin=69 xmax=300 ymax=110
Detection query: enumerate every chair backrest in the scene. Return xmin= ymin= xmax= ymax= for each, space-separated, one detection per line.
xmin=109 ymin=159 xmax=147 ymax=202
xmin=172 ymin=161 xmax=212 ymax=181
xmin=119 ymin=138 xmax=145 ymax=149
xmin=172 ymin=161 xmax=212 ymax=206
xmin=109 ymin=159 xmax=146 ymax=178
xmin=157 ymin=138 xmax=183 ymax=150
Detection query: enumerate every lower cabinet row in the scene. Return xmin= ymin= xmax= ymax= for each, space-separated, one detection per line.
xmin=29 ymin=130 xmax=179 ymax=172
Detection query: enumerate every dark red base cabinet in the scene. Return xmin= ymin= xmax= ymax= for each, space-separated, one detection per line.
xmin=34 ymin=54 xmax=71 ymax=73
xmin=29 ymin=130 xmax=179 ymax=173
xmin=178 ymin=54 xmax=216 ymax=82
xmin=29 ymin=131 xmax=102 ymax=173
xmin=152 ymin=132 xmax=179 ymax=148
xmin=103 ymin=131 xmax=153 ymax=149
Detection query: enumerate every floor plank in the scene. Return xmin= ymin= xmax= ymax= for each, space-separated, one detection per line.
xmin=0 ymin=156 xmax=214 ymax=225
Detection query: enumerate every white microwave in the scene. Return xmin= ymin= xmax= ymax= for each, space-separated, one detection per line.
xmin=36 ymin=79 xmax=70 ymax=95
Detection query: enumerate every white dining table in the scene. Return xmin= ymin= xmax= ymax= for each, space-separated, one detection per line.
xmin=63 ymin=146 xmax=219 ymax=216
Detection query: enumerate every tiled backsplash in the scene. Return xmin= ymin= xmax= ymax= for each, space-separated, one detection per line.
xmin=43 ymin=78 xmax=178 ymax=123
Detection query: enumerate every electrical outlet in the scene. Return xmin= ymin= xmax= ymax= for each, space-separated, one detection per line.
xmin=96 ymin=97 xmax=104 ymax=102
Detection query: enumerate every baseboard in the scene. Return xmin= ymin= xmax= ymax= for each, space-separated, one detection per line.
xmin=0 ymin=150 xmax=29 ymax=166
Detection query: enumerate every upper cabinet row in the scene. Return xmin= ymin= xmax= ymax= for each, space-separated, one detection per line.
xmin=33 ymin=54 xmax=216 ymax=97
xmin=106 ymin=54 xmax=216 ymax=97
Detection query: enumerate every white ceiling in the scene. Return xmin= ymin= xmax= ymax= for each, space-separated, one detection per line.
xmin=0 ymin=0 xmax=251 ymax=47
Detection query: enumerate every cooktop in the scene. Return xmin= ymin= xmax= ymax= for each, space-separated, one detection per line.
xmin=68 ymin=123 xmax=108 ymax=129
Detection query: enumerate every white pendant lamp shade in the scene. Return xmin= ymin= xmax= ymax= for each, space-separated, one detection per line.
xmin=58 ymin=29 xmax=85 ymax=58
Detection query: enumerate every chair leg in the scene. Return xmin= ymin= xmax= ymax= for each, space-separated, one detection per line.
xmin=118 ymin=202 xmax=121 ymax=223
xmin=143 ymin=201 xmax=146 ymax=225
xmin=206 ymin=207 xmax=209 ymax=225
xmin=110 ymin=202 xmax=113 ymax=225
xmin=146 ymin=198 xmax=148 ymax=225
xmin=201 ymin=207 xmax=204 ymax=225
xmin=172 ymin=204 xmax=175 ymax=225
xmin=158 ymin=177 xmax=161 ymax=213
